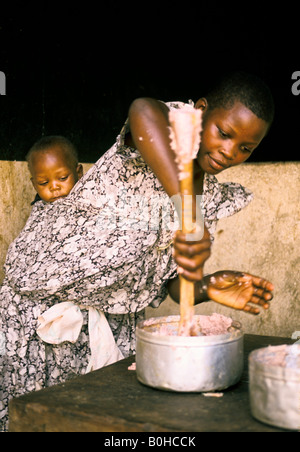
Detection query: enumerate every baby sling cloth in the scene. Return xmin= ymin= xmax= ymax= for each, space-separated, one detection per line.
xmin=37 ymin=302 xmax=124 ymax=372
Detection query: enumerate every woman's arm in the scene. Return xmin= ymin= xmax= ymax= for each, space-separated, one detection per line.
xmin=167 ymin=275 xmax=211 ymax=304
xmin=168 ymin=270 xmax=274 ymax=315
xmin=128 ymin=98 xmax=180 ymax=198
xmin=129 ymin=98 xmax=214 ymax=301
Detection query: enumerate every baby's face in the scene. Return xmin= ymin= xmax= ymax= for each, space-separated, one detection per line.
xmin=30 ymin=146 xmax=83 ymax=203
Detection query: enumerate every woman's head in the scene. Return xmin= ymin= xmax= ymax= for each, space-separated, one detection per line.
xmin=195 ymin=71 xmax=274 ymax=174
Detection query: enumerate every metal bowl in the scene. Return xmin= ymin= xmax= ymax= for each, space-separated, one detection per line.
xmin=249 ymin=344 xmax=300 ymax=431
xmin=136 ymin=315 xmax=243 ymax=392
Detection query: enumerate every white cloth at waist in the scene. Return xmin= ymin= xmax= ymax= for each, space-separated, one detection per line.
xmin=37 ymin=302 xmax=124 ymax=372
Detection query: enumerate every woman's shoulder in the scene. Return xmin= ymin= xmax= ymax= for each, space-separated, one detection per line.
xmin=203 ymin=173 xmax=254 ymax=220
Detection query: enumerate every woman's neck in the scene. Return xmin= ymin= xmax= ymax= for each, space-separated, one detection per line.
xmin=193 ymin=159 xmax=205 ymax=196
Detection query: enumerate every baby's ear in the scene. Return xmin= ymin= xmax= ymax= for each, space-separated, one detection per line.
xmin=30 ymin=176 xmax=36 ymax=189
xmin=77 ymin=164 xmax=83 ymax=180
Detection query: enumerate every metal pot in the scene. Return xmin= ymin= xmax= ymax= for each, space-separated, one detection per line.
xmin=136 ymin=315 xmax=243 ymax=392
xmin=249 ymin=345 xmax=300 ymax=431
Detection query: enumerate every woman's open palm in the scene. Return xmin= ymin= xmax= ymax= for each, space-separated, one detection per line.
xmin=207 ymin=271 xmax=274 ymax=315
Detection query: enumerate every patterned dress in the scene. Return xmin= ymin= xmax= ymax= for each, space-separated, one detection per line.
xmin=0 ymin=101 xmax=253 ymax=431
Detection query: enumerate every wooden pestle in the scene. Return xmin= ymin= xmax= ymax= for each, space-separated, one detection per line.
xmin=168 ymin=105 xmax=202 ymax=336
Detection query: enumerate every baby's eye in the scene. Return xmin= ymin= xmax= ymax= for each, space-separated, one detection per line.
xmin=38 ymin=181 xmax=48 ymax=186
xmin=241 ymin=146 xmax=252 ymax=154
xmin=60 ymin=175 xmax=69 ymax=181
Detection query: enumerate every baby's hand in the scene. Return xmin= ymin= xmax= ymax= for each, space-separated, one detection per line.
xmin=207 ymin=271 xmax=274 ymax=315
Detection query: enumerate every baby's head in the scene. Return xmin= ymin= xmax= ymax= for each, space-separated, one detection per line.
xmin=195 ymin=71 xmax=275 ymax=174
xmin=26 ymin=136 xmax=83 ymax=203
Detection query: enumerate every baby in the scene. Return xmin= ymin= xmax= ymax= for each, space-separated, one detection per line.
xmin=26 ymin=135 xmax=83 ymax=203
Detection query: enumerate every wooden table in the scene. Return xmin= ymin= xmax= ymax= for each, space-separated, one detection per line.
xmin=9 ymin=334 xmax=295 ymax=432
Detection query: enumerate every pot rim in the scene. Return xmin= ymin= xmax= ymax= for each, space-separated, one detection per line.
xmin=249 ymin=345 xmax=300 ymax=379
xmin=136 ymin=315 xmax=243 ymax=347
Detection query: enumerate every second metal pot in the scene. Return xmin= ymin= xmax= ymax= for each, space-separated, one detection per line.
xmin=249 ymin=345 xmax=300 ymax=431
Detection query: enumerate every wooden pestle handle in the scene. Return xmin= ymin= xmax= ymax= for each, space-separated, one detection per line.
xmin=178 ymin=161 xmax=196 ymax=336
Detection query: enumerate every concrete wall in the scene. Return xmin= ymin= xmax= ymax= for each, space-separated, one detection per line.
xmin=0 ymin=161 xmax=37 ymax=282
xmin=0 ymin=161 xmax=299 ymax=337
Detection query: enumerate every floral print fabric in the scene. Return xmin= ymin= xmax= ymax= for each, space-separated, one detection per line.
xmin=0 ymin=101 xmax=253 ymax=431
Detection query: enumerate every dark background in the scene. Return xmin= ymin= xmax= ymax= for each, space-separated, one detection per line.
xmin=0 ymin=3 xmax=299 ymax=163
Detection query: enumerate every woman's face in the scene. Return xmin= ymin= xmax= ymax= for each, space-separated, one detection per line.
xmin=196 ymin=100 xmax=270 ymax=174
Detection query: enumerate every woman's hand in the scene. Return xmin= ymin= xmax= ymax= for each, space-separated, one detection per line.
xmin=207 ymin=271 xmax=274 ymax=315
xmin=173 ymin=226 xmax=212 ymax=282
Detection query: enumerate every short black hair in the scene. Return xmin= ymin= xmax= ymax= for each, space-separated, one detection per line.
xmin=204 ymin=71 xmax=275 ymax=125
xmin=26 ymin=135 xmax=79 ymax=168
